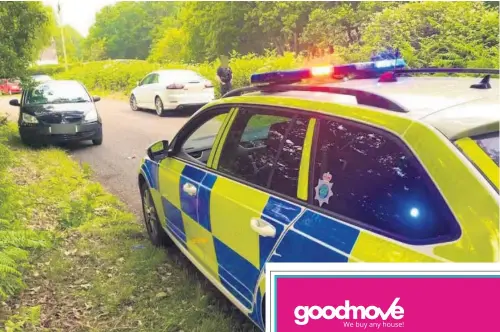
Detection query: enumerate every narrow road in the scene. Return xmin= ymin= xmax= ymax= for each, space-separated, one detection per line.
xmin=0 ymin=96 xmax=191 ymax=216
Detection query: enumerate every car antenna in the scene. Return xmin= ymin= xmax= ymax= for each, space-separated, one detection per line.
xmin=470 ymin=74 xmax=492 ymax=89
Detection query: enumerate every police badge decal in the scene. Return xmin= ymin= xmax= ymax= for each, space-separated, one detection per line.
xmin=314 ymin=172 xmax=333 ymax=207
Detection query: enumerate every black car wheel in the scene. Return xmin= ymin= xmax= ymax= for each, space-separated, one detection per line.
xmin=130 ymin=94 xmax=139 ymax=111
xmin=20 ymin=135 xmax=41 ymax=148
xmin=92 ymin=137 xmax=103 ymax=145
xmin=140 ymin=182 xmax=171 ymax=247
xmin=155 ymin=96 xmax=165 ymax=117
xmin=92 ymin=126 xmax=103 ymax=145
xmin=20 ymin=135 xmax=32 ymax=146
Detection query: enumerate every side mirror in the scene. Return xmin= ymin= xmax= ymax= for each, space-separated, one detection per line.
xmin=93 ymin=96 xmax=101 ymax=102
xmin=9 ymin=99 xmax=20 ymax=107
xmin=147 ymin=140 xmax=170 ymax=161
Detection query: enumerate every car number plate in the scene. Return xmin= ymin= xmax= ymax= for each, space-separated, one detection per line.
xmin=48 ymin=125 xmax=79 ymax=135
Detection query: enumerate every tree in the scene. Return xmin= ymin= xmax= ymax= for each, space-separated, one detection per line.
xmin=359 ymin=1 xmax=499 ymax=68
xmin=178 ymin=1 xmax=258 ymax=63
xmin=83 ymin=38 xmax=107 ymax=62
xmin=84 ymin=1 xmax=178 ymax=60
xmin=54 ymin=25 xmax=84 ymax=62
xmin=148 ymin=28 xmax=189 ymax=63
xmin=484 ymin=1 xmax=499 ymax=10
xmin=0 ymin=2 xmax=54 ymax=78
xmin=166 ymin=1 xmax=319 ymax=63
xmin=301 ymin=2 xmax=400 ymax=58
xmin=245 ymin=2 xmax=319 ymax=55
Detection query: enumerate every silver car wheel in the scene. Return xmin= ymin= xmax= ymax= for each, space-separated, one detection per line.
xmin=155 ymin=97 xmax=164 ymax=116
xmin=130 ymin=95 xmax=138 ymax=111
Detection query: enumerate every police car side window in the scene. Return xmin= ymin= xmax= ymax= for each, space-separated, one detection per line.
xmin=217 ymin=107 xmax=309 ymax=198
xmin=311 ymin=118 xmax=460 ymax=244
xmin=180 ymin=111 xmax=229 ymax=164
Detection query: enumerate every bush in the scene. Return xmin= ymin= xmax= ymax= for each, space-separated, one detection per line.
xmin=54 ymin=52 xmax=301 ymax=97
xmin=27 ymin=63 xmax=78 ymax=76
xmin=358 ymin=1 xmax=499 ymax=68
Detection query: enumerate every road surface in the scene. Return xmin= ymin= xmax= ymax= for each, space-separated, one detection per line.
xmin=0 ymin=96 xmax=192 ymax=216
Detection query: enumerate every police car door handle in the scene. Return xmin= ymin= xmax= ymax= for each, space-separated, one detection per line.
xmin=250 ymin=217 xmax=276 ymax=238
xmin=182 ymin=183 xmax=197 ymax=196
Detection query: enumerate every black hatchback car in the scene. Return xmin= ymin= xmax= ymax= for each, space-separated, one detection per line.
xmin=9 ymin=80 xmax=103 ymax=146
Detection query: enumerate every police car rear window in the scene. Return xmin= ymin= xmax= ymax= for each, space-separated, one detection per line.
xmin=474 ymin=132 xmax=499 ymax=166
xmin=311 ymin=118 xmax=461 ymax=245
xmin=454 ymin=131 xmax=499 ymax=192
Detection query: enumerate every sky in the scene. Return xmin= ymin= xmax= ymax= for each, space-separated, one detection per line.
xmin=42 ymin=0 xmax=118 ymax=37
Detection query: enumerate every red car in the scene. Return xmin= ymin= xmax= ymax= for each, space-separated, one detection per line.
xmin=0 ymin=79 xmax=22 ymax=95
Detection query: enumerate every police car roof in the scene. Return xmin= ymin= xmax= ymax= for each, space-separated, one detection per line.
xmin=260 ymin=76 xmax=500 ymax=140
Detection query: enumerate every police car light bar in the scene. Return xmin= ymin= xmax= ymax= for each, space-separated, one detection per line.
xmin=250 ymin=59 xmax=407 ymax=85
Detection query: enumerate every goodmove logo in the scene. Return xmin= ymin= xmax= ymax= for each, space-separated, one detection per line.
xmin=294 ymin=298 xmax=404 ymax=326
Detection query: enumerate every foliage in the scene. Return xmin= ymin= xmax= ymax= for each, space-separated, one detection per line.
xmin=300 ymin=2 xmax=400 ymax=53
xmin=0 ymin=1 xmax=54 ymax=79
xmin=0 ymin=123 xmax=49 ymax=300
xmin=27 ymin=63 xmax=79 ymax=76
xmin=80 ymin=1 xmax=499 ymax=70
xmin=245 ymin=2 xmax=320 ymax=54
xmin=84 ymin=1 xmax=178 ymax=60
xmin=357 ymin=1 xmax=499 ymax=68
xmin=53 ymin=25 xmax=84 ymax=63
xmin=178 ymin=1 xmax=259 ymax=63
xmin=148 ymin=27 xmax=190 ymax=63
xmin=83 ymin=38 xmax=107 ymax=62
xmin=2 ymin=305 xmax=41 ymax=332
xmin=150 ymin=1 xmax=321 ymax=62
xmin=55 ymin=52 xmax=300 ymax=97
xmin=55 ymin=60 xmax=160 ymax=94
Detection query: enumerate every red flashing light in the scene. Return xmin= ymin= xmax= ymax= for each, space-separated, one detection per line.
xmin=378 ymin=71 xmax=397 ymax=83
xmin=311 ymin=66 xmax=333 ymax=77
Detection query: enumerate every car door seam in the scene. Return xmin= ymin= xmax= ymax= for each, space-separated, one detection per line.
xmin=289 ymin=226 xmax=362 ymax=262
xmin=251 ymin=206 xmax=308 ymax=306
xmin=208 ymin=107 xmax=236 ymax=168
xmin=217 ymin=264 xmax=254 ymax=294
xmin=196 ymin=172 xmax=208 ymax=223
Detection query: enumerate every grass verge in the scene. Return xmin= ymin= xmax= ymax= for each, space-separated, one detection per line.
xmin=0 ymin=119 xmax=257 ymax=332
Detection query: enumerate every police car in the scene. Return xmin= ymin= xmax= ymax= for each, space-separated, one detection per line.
xmin=137 ymin=57 xmax=499 ymax=330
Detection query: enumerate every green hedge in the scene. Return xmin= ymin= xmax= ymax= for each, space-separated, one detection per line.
xmin=53 ymin=52 xmax=301 ymax=97
xmin=27 ymin=64 xmax=70 ymax=76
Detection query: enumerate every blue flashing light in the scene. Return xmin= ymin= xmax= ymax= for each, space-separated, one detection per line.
xmin=410 ymin=207 xmax=420 ymax=218
xmin=250 ymin=58 xmax=407 ymax=85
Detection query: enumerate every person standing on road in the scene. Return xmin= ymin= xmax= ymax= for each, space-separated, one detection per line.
xmin=216 ymin=55 xmax=233 ymax=97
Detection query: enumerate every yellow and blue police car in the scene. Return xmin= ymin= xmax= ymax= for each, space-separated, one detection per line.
xmin=137 ymin=58 xmax=499 ymax=330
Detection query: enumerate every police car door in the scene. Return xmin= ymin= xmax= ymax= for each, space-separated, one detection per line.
xmin=156 ymin=107 xmax=232 ymax=268
xmin=208 ymin=105 xmax=313 ymax=310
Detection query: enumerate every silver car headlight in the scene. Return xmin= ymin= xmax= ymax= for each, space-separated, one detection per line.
xmin=22 ymin=113 xmax=38 ymax=124
xmin=84 ymin=109 xmax=98 ymax=122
